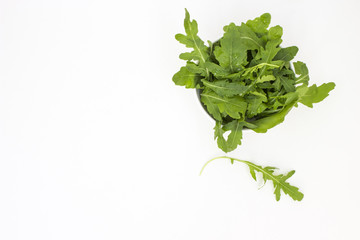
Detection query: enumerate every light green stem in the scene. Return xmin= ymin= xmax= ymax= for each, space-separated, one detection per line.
xmin=199 ymin=156 xmax=246 ymax=176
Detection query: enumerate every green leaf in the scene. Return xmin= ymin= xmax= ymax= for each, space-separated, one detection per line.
xmin=172 ymin=66 xmax=200 ymax=88
xmin=255 ymin=39 xmax=283 ymax=79
xmin=200 ymin=89 xmax=222 ymax=121
xmin=243 ymin=162 xmax=303 ymax=201
xmin=200 ymin=156 xmax=304 ymax=201
xmin=274 ymin=46 xmax=299 ymax=61
xmin=257 ymin=74 xmax=276 ymax=83
xmin=297 ymin=82 xmax=336 ymax=108
xmin=268 ymin=25 xmax=283 ymax=40
xmin=214 ymin=23 xmax=264 ymax=72
xmin=279 ymin=92 xmax=299 ymax=105
xmin=201 ymin=90 xmax=247 ymax=119
xmin=223 ymin=120 xmax=244 ymax=152
xmin=204 ymin=61 xmax=231 ymax=78
xmin=279 ymin=75 xmax=296 ymax=92
xmin=213 ymin=120 xmax=246 ymax=152
xmin=293 ymin=61 xmax=309 ymax=85
xmin=252 ymin=101 xmax=296 ymax=133
xmin=245 ymin=92 xmax=268 ymax=117
xmin=213 ymin=23 xmax=248 ymax=72
xmin=202 ymin=79 xmax=249 ymax=97
xmin=185 ymin=61 xmax=206 ymax=75
xmin=175 ymin=9 xmax=209 ymax=75
xmin=259 ymin=39 xmax=282 ymax=64
xmin=242 ymin=62 xmax=281 ymax=80
xmin=214 ymin=121 xmax=228 ymax=151
xmin=273 ymin=68 xmax=296 ymax=92
xmin=246 ymin=13 xmax=271 ymax=34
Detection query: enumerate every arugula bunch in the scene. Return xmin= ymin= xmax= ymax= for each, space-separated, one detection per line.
xmin=173 ymin=10 xmax=335 ymax=153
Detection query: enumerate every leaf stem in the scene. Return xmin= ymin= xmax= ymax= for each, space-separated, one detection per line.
xmin=199 ymin=156 xmax=246 ymax=176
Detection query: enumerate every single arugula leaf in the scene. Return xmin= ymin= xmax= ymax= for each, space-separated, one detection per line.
xmin=255 ymin=39 xmax=283 ymax=80
xmin=201 ymin=90 xmax=247 ymax=119
xmin=213 ymin=120 xmax=246 ymax=152
xmin=185 ymin=61 xmax=206 ymax=75
xmin=214 ymin=23 xmax=265 ymax=73
xmin=202 ymin=79 xmax=249 ymax=97
xmin=204 ymin=61 xmax=231 ymax=78
xmin=214 ymin=23 xmax=248 ymax=72
xmin=252 ymin=100 xmax=296 ymax=133
xmin=279 ymin=75 xmax=296 ymax=92
xmin=257 ymin=75 xmax=276 ymax=83
xmin=242 ymin=62 xmax=281 ymax=80
xmin=172 ymin=66 xmax=201 ymax=88
xmin=297 ymin=82 xmax=336 ymax=108
xmin=246 ymin=92 xmax=268 ymax=117
xmin=201 ymin=89 xmax=222 ymax=121
xmin=259 ymin=39 xmax=282 ymax=64
xmin=214 ymin=121 xmax=228 ymax=152
xmin=175 ymin=9 xmax=209 ymax=76
xmin=268 ymin=25 xmax=283 ymax=40
xmin=200 ymin=156 xmax=304 ymax=201
xmin=293 ymin=61 xmax=310 ymax=85
xmin=274 ymin=46 xmax=299 ymax=61
xmin=216 ymin=96 xmax=247 ymax=119
xmin=246 ymin=13 xmax=271 ymax=34
xmin=278 ymin=92 xmax=299 ymax=105
xmin=236 ymin=23 xmax=265 ymax=49
xmin=223 ymin=120 xmax=244 ymax=152
xmin=273 ymin=68 xmax=296 ymax=92
xmin=244 ymin=162 xmax=303 ymax=201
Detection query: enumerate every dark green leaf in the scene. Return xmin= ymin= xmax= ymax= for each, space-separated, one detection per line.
xmin=252 ymin=101 xmax=296 ymax=133
xmin=200 ymin=89 xmax=222 ymax=121
xmin=201 ymin=90 xmax=247 ymax=119
xmin=274 ymin=46 xmax=299 ymax=61
xmin=202 ymin=79 xmax=249 ymax=97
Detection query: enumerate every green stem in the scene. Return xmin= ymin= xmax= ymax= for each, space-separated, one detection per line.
xmin=199 ymin=156 xmax=246 ymax=176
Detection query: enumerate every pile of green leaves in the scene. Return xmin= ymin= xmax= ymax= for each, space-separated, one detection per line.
xmin=173 ymin=9 xmax=335 ymax=153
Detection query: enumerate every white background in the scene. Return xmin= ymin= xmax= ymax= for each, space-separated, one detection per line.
xmin=1 ymin=0 xmax=359 ymax=239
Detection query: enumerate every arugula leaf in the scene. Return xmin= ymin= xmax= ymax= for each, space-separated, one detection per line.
xmin=268 ymin=25 xmax=283 ymax=40
xmin=214 ymin=121 xmax=228 ymax=152
xmin=223 ymin=120 xmax=244 ymax=152
xmin=175 ymin=9 xmax=210 ymax=76
xmin=245 ymin=93 xmax=267 ymax=117
xmin=213 ymin=120 xmax=246 ymax=152
xmin=172 ymin=66 xmax=200 ymax=88
xmin=204 ymin=61 xmax=231 ymax=78
xmin=202 ymin=79 xmax=249 ymax=97
xmin=200 ymin=89 xmax=222 ymax=121
xmin=257 ymin=75 xmax=276 ymax=83
xmin=214 ymin=23 xmax=248 ymax=72
xmin=273 ymin=68 xmax=296 ymax=92
xmin=200 ymin=156 xmax=304 ymax=201
xmin=297 ymin=82 xmax=336 ymax=108
xmin=293 ymin=61 xmax=310 ymax=85
xmin=274 ymin=46 xmax=299 ymax=61
xmin=201 ymin=90 xmax=247 ymax=119
xmin=252 ymin=100 xmax=297 ymax=133
xmin=246 ymin=13 xmax=271 ymax=34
